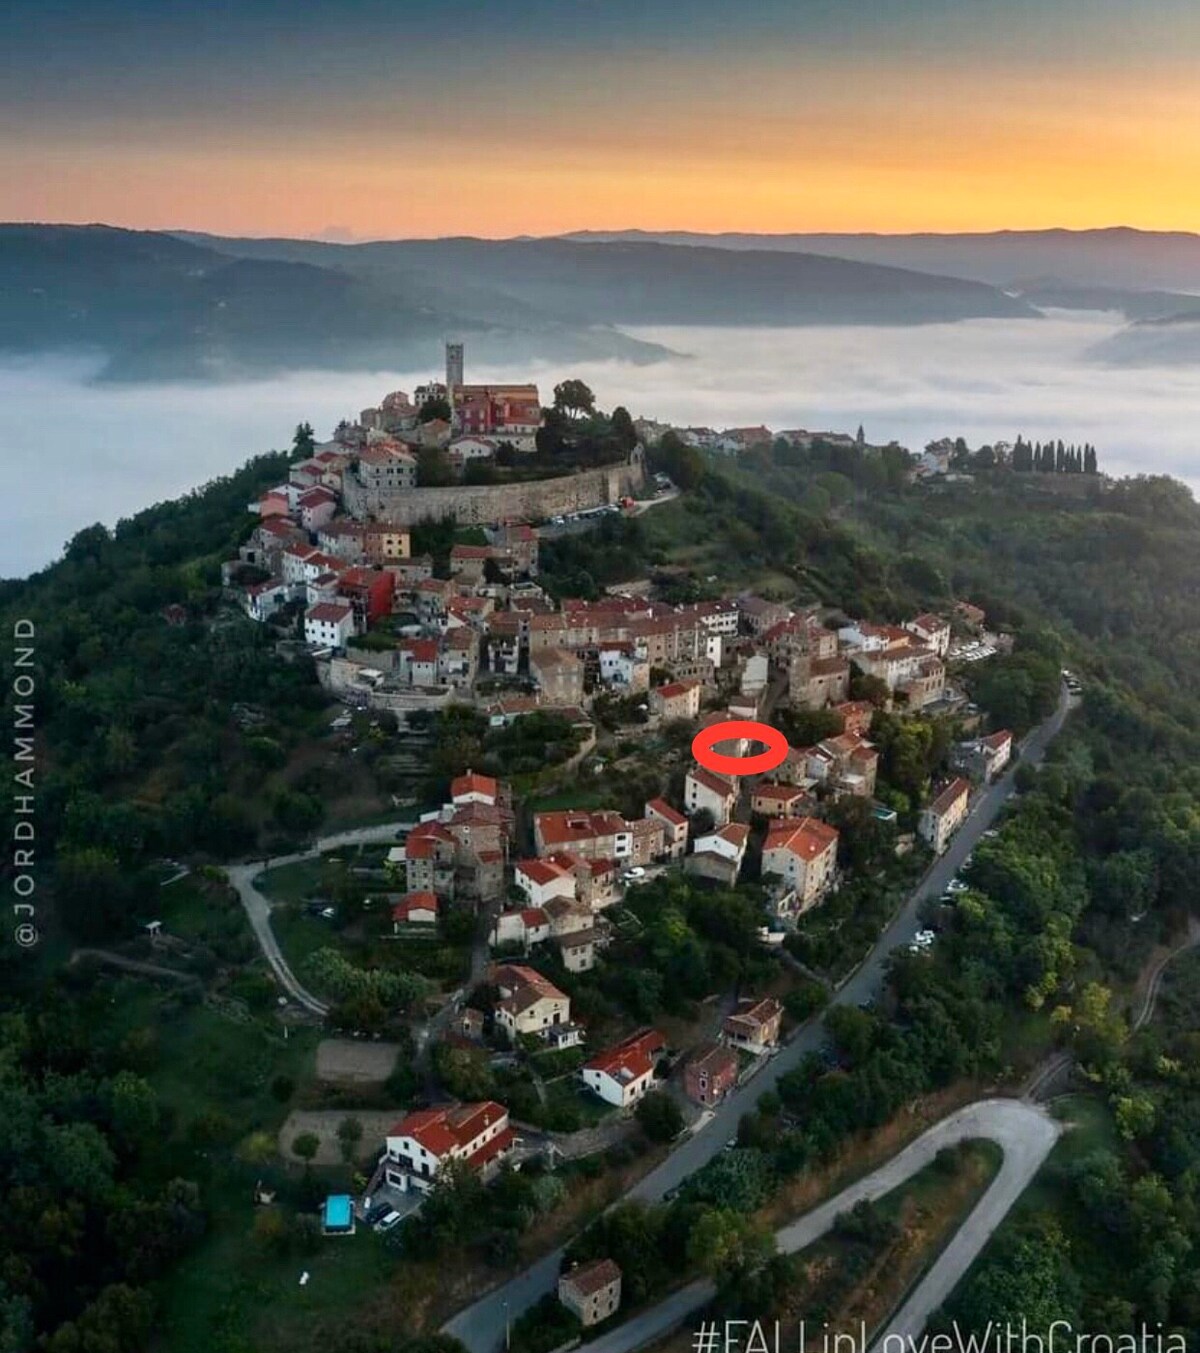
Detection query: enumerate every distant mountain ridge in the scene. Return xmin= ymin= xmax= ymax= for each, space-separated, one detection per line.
xmin=560 ymin=227 xmax=1200 ymax=293
xmin=0 ymin=223 xmax=1034 ymax=383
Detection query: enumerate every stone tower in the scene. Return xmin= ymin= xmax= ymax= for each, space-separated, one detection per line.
xmin=445 ymin=342 xmax=464 ymax=405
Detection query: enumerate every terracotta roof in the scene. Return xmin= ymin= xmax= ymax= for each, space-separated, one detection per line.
xmin=584 ymin=1029 xmax=665 ymax=1083
xmin=654 ymin=680 xmax=698 ymax=700
xmin=388 ymin=1100 xmax=508 ymax=1162
xmin=929 ymin=778 xmax=971 ymax=815
xmin=401 ymin=639 xmax=439 ymax=664
xmin=764 ymin=816 xmax=839 ymax=860
xmin=520 ymin=907 xmax=549 ymax=928
xmin=646 ymin=797 xmax=687 ymax=828
xmin=716 ymin=823 xmax=750 ymax=848
xmin=517 ymin=857 xmax=573 ymax=887
xmin=753 ymin=783 xmax=806 ymax=803
xmin=392 ymin=892 xmax=439 ymax=921
xmin=535 ymin=810 xmax=628 ymax=848
xmin=452 ymin=770 xmax=499 ymax=801
xmin=306 ymin=602 xmax=353 ymax=624
xmin=686 ymin=765 xmax=735 ymax=800
xmin=725 ymin=996 xmax=782 ymax=1033
xmin=981 ymin=730 xmax=1012 ymax=750
xmin=688 ymin=1042 xmax=739 ymax=1079
xmin=561 ymin=1258 xmax=622 ymax=1299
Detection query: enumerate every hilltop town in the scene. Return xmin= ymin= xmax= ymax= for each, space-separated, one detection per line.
xmin=19 ymin=330 xmax=1200 ymax=1353
xmin=207 ymin=349 xmax=1048 ymax=1288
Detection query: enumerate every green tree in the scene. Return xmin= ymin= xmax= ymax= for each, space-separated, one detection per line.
xmin=293 ymin=422 xmax=316 ymax=457
xmin=552 ymin=379 xmax=596 ymax=419
xmin=336 ymin=1116 xmax=364 ymax=1163
xmin=292 ymin=1132 xmax=320 ymax=1168
xmin=419 ymin=396 xmax=452 ymax=423
xmin=635 ymin=1092 xmax=684 ymax=1142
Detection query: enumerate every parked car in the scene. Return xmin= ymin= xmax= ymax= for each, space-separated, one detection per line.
xmin=374 ymin=1210 xmax=403 ymax=1233
xmin=365 ymin=1202 xmax=392 ymax=1226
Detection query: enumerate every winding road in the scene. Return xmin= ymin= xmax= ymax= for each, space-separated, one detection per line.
xmin=570 ymin=1099 xmax=1061 ymax=1353
xmin=443 ymin=685 xmax=1077 ymax=1353
xmin=224 ymin=819 xmax=415 ymax=1017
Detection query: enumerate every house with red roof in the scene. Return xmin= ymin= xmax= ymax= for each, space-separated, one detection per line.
xmin=645 ymin=798 xmax=688 ymax=859
xmin=514 ymin=856 xmax=577 ymax=908
xmin=648 ymin=679 xmax=701 ymax=722
xmin=919 ymin=778 xmax=971 ymax=854
xmin=750 ymin=783 xmax=811 ymax=819
xmin=304 ymin=601 xmax=355 ymax=650
xmin=558 ymin=1258 xmax=623 ymax=1327
xmin=490 ymin=906 xmax=551 ymax=949
xmin=904 ymin=613 xmax=952 ymax=658
xmin=722 ymin=997 xmax=783 ymax=1055
xmin=451 ymin=770 xmax=500 ymax=808
xmin=403 ymin=821 xmax=456 ymax=895
xmin=382 ymin=1100 xmax=513 ymax=1193
xmin=398 ymin=638 xmax=440 ymax=687
xmin=582 ymin=1029 xmax=666 ymax=1107
xmin=762 ymin=816 xmax=840 ymax=911
xmin=337 ymin=566 xmax=394 ymax=627
xmin=684 ymin=1042 xmax=740 ymax=1106
xmin=683 ymin=765 xmax=736 ymax=827
xmin=297 ymin=484 xmax=338 ymax=531
xmin=687 ymin=822 xmax=750 ymax=886
xmin=490 ymin=964 xmax=573 ymax=1040
xmin=391 ymin=892 xmax=439 ymax=931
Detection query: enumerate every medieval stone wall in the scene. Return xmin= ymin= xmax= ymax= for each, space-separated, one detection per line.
xmin=343 ymin=449 xmax=646 ymax=525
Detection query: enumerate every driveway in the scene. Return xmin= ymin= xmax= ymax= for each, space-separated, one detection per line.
xmin=223 ymin=818 xmax=415 ymax=1017
xmin=442 ymin=686 xmax=1075 ymax=1352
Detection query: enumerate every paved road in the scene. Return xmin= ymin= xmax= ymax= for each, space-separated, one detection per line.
xmin=443 ymin=687 xmax=1076 ymax=1352
xmin=489 ymin=1099 xmax=1061 ymax=1353
xmin=224 ymin=819 xmax=415 ymax=1018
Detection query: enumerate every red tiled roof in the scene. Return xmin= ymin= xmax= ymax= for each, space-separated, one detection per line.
xmin=452 ymin=770 xmax=499 ymax=801
xmin=764 ymin=815 xmax=839 ymax=860
xmin=517 ymin=857 xmax=573 ymax=887
xmin=388 ymin=1101 xmax=508 ymax=1163
xmin=306 ymin=602 xmax=353 ymax=624
xmin=535 ymin=810 xmax=627 ymax=847
xmin=584 ymin=1029 xmax=665 ymax=1083
xmin=753 ymin=782 xmax=806 ymax=803
xmin=929 ymin=778 xmax=971 ymax=815
xmin=401 ymin=639 xmax=439 ymax=663
xmin=392 ymin=892 xmax=439 ymax=921
xmin=561 ymin=1258 xmax=622 ymax=1299
xmin=981 ymin=730 xmax=1012 ymax=750
xmin=646 ymin=797 xmax=687 ymax=827
xmin=687 ymin=765 xmax=735 ymax=800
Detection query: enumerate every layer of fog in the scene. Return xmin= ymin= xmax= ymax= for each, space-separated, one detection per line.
xmin=3 ymin=310 xmax=1199 ymax=577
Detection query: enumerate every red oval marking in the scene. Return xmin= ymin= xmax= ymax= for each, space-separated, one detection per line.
xmin=691 ymin=719 xmax=789 ymax=778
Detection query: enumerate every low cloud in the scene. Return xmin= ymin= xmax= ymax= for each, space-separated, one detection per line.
xmin=2 ymin=310 xmax=1197 ymax=577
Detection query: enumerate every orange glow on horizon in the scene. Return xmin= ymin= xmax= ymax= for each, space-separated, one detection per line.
xmin=3 ymin=65 xmax=1199 ymax=237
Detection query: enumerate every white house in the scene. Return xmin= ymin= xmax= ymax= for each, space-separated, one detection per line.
xmin=304 ymin=601 xmax=355 ymax=650
xmin=382 ymin=1101 xmax=513 ymax=1193
xmin=582 ymin=1029 xmax=666 ymax=1108
xmin=684 ymin=765 xmax=736 ymax=827
xmin=761 ymin=816 xmax=840 ymax=911
xmin=514 ymin=856 xmax=577 ymax=909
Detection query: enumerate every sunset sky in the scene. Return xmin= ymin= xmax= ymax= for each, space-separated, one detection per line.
xmin=4 ymin=0 xmax=1200 ymax=238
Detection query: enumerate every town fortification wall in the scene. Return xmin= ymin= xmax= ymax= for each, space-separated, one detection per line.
xmin=344 ymin=449 xmax=646 ymax=525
